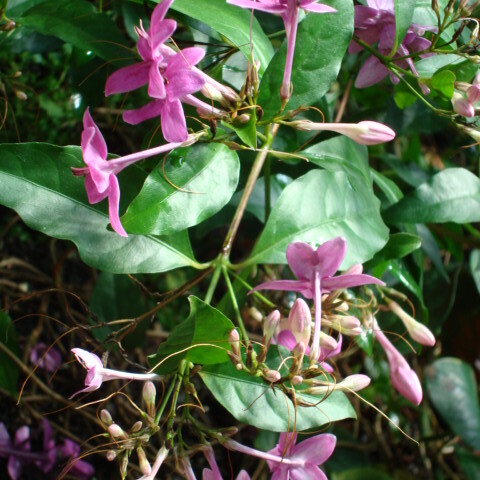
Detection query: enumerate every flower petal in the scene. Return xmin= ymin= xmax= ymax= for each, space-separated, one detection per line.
xmin=107 ymin=175 xmax=127 ymax=237
xmin=314 ymin=237 xmax=347 ymax=277
xmin=355 ymin=55 xmax=390 ymax=88
xmin=123 ymin=100 xmax=162 ymax=125
xmin=151 ymin=19 xmax=177 ymax=57
xmin=286 ymin=242 xmax=316 ymax=280
xmin=161 ymin=99 xmax=188 ymax=142
xmin=166 ymin=47 xmax=206 ymax=74
xmin=151 ymin=0 xmax=175 ymax=26
xmin=105 ymin=62 xmax=150 ymax=96
xmin=250 ymin=279 xmax=313 ymax=298
xmin=292 ymin=433 xmax=336 ymax=466
xmin=322 ymin=273 xmax=384 ymax=291
xmin=167 ymin=69 xmax=205 ymax=100
xmin=300 ymin=1 xmax=337 ymax=14
xmin=227 ymin=0 xmax=286 ymax=14
xmin=291 ymin=466 xmax=327 ymax=480
xmin=148 ymin=60 xmax=167 ymax=99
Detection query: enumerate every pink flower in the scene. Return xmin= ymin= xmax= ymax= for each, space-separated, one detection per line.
xmin=30 ymin=342 xmax=62 ymax=373
xmin=105 ymin=0 xmax=176 ymax=99
xmin=122 ymin=47 xmax=206 ymax=142
xmin=70 ymin=348 xmax=160 ymax=398
xmin=73 ymin=109 xmax=192 ymax=237
xmin=252 ymin=237 xmax=384 ymax=364
xmin=225 ymin=432 xmax=336 ymax=480
xmin=0 ymin=424 xmax=31 ymax=480
xmin=60 ymin=439 xmax=95 ymax=480
xmin=202 ymin=446 xmax=250 ymax=480
xmin=373 ymin=318 xmax=423 ymax=404
xmin=228 ymin=0 xmax=336 ymax=101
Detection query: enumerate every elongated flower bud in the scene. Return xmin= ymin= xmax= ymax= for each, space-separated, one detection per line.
xmin=319 ymin=332 xmax=338 ymax=350
xmin=137 ymin=446 xmax=152 ymax=476
xmin=228 ymin=329 xmax=242 ymax=358
xmin=100 ymin=409 xmax=113 ymax=426
xmin=307 ymin=374 xmax=371 ymax=394
xmin=289 ymin=120 xmax=395 ymax=145
xmin=143 ymin=381 xmax=156 ymax=418
xmin=288 ymin=298 xmax=312 ymax=348
xmin=388 ymin=300 xmax=435 ymax=346
xmin=263 ymin=368 xmax=281 ymax=383
xmin=323 ymin=315 xmax=362 ymax=336
xmin=452 ymin=92 xmax=475 ymax=117
xmin=264 ymin=310 xmax=281 ymax=346
xmin=108 ymin=424 xmax=127 ymax=439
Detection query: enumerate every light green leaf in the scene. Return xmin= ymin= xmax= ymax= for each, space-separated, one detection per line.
xmin=385 ymin=168 xmax=480 ymax=224
xmin=200 ymin=347 xmax=356 ymax=432
xmin=367 ymin=233 xmax=421 ymax=266
xmin=121 ymin=143 xmax=240 ymax=235
xmin=393 ymin=0 xmax=416 ymax=55
xmin=245 ymin=169 xmax=389 ymax=269
xmin=149 ymin=296 xmax=234 ymax=375
xmin=426 ymin=358 xmax=480 ymax=450
xmin=168 ymin=0 xmax=274 ymax=74
xmin=258 ymin=0 xmax=353 ymax=119
xmin=0 ymin=143 xmax=199 ymax=273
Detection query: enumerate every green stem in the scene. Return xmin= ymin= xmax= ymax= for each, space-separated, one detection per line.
xmin=264 ymin=156 xmax=271 ymax=222
xmin=204 ymin=263 xmax=222 ymax=304
xmin=229 ymin=270 xmax=276 ymax=309
xmin=166 ymin=359 xmax=188 ymax=431
xmin=154 ymin=377 xmax=176 ymax=425
xmin=222 ymin=266 xmax=249 ymax=342
xmin=464 ymin=223 xmax=480 ymax=241
xmin=222 ymin=123 xmax=279 ymax=258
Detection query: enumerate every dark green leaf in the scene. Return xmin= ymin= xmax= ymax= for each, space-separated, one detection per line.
xmin=384 ymin=168 xmax=480 ymax=224
xmin=149 ymin=296 xmax=234 ymax=375
xmin=258 ymin=0 xmax=353 ymax=119
xmin=121 ymin=143 xmax=240 ymax=235
xmin=228 ymin=112 xmax=257 ymax=149
xmin=333 ymin=468 xmax=392 ymax=480
xmin=367 ymin=233 xmax=421 ymax=266
xmin=393 ymin=0 xmax=416 ymax=55
xmin=371 ymin=169 xmax=404 ymax=208
xmin=16 ymin=0 xmax=131 ymax=62
xmin=430 ymin=70 xmax=455 ymax=99
xmin=0 ymin=312 xmax=19 ymax=395
xmin=0 ymin=143 xmax=199 ymax=273
xmin=426 ymin=358 xmax=480 ymax=450
xmin=470 ymin=249 xmax=480 ymax=295
xmin=200 ymin=348 xmax=356 ymax=431
xmin=168 ymin=0 xmax=274 ymax=74
xmin=417 ymin=224 xmax=449 ymax=283
xmin=416 ymin=54 xmax=478 ymax=83
xmin=245 ymin=170 xmax=389 ymax=269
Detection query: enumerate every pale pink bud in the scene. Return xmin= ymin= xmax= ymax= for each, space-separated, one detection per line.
xmin=319 ymin=332 xmax=338 ymax=350
xmin=344 ymin=264 xmax=363 ymax=275
xmin=291 ymin=120 xmax=395 ymax=146
xmin=108 ymin=424 xmax=127 ymax=439
xmin=137 ymin=446 xmax=151 ymax=476
xmin=263 ymin=369 xmax=281 ymax=383
xmin=452 ymin=92 xmax=475 ymax=117
xmin=143 ymin=381 xmax=156 ymax=417
xmin=106 ymin=450 xmax=117 ymax=461
xmin=323 ymin=315 xmax=362 ymax=336
xmin=228 ymin=329 xmax=241 ymax=358
xmin=467 ymin=84 xmax=480 ymax=104
xmin=291 ymin=375 xmax=303 ymax=385
xmin=264 ymin=310 xmax=281 ymax=343
xmin=130 ymin=421 xmax=143 ymax=433
xmin=288 ymin=298 xmax=312 ymax=347
xmin=100 ymin=409 xmax=113 ymax=426
xmin=307 ymin=374 xmax=371 ymax=394
xmin=292 ymin=341 xmax=306 ymax=366
xmin=388 ymin=301 xmax=435 ymax=346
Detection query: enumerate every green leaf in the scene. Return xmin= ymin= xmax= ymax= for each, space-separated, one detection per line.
xmin=470 ymin=249 xmax=480 ymax=295
xmin=393 ymin=0 xmax=416 ymax=55
xmin=333 ymin=468 xmax=392 ymax=480
xmin=371 ymin=169 xmax=404 ymax=208
xmin=168 ymin=0 xmax=274 ymax=74
xmin=245 ymin=169 xmax=389 ymax=269
xmin=416 ymin=54 xmax=478 ymax=83
xmin=149 ymin=296 xmax=234 ymax=375
xmin=367 ymin=233 xmax=421 ymax=266
xmin=384 ymin=168 xmax=480 ymax=224
xmin=0 ymin=312 xmax=19 ymax=395
xmin=417 ymin=224 xmax=449 ymax=283
xmin=16 ymin=0 xmax=131 ymax=62
xmin=456 ymin=447 xmax=480 ymax=480
xmin=200 ymin=347 xmax=356 ymax=432
xmin=426 ymin=358 xmax=480 ymax=450
xmin=227 ymin=112 xmax=257 ymax=149
xmin=0 ymin=143 xmax=199 ymax=274
xmin=258 ymin=0 xmax=353 ymax=119
xmin=430 ymin=70 xmax=455 ymax=99
xmin=121 ymin=143 xmax=240 ymax=235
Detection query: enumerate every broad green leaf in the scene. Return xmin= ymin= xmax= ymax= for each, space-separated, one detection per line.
xmin=384 ymin=168 xmax=480 ymax=224
xmin=371 ymin=169 xmax=404 ymax=208
xmin=168 ymin=0 xmax=274 ymax=74
xmin=417 ymin=224 xmax=449 ymax=283
xmin=426 ymin=358 xmax=480 ymax=450
xmin=393 ymin=0 xmax=416 ymax=55
xmin=0 ymin=312 xmax=19 ymax=395
xmin=200 ymin=347 xmax=356 ymax=432
xmin=16 ymin=0 xmax=131 ymax=62
xmin=245 ymin=170 xmax=389 ymax=269
xmin=430 ymin=70 xmax=455 ymax=99
xmin=149 ymin=296 xmax=234 ymax=375
xmin=258 ymin=0 xmax=354 ymax=119
xmin=228 ymin=112 xmax=258 ymax=149
xmin=303 ymin=136 xmax=371 ymax=192
xmin=456 ymin=447 xmax=480 ymax=480
xmin=367 ymin=233 xmax=421 ymax=266
xmin=416 ymin=54 xmax=478 ymax=83
xmin=0 ymin=143 xmax=199 ymax=274
xmin=121 ymin=143 xmax=240 ymax=235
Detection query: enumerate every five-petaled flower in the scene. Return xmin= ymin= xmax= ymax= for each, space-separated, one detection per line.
xmin=252 ymin=237 xmax=384 ymax=363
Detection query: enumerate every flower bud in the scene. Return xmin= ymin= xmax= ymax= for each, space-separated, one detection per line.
xmin=236 ymin=114 xmax=251 ymax=124
xmin=290 ymin=120 xmax=395 ymax=146
xmin=108 ymin=424 xmax=127 ymax=439
xmin=308 ymin=374 xmax=371 ymax=394
xmin=228 ymin=329 xmax=242 ymax=358
xmin=323 ymin=315 xmax=362 ymax=336
xmin=120 ymin=451 xmax=129 ymax=480
xmin=106 ymin=450 xmax=117 ymax=461
xmin=452 ymin=92 xmax=475 ymax=117
xmin=344 ymin=264 xmax=363 ymax=275
xmin=263 ymin=310 xmax=281 ymax=346
xmin=143 ymin=381 xmax=156 ymax=417
xmin=319 ymin=332 xmax=338 ymax=350
xmin=137 ymin=446 xmax=152 ymax=476
xmin=388 ymin=300 xmax=435 ymax=346
xmin=287 ymin=298 xmax=312 ymax=347
xmin=100 ymin=409 xmax=113 ymax=426
xmin=263 ymin=368 xmax=281 ymax=383
xmin=291 ymin=375 xmax=303 ymax=385
xmin=15 ymin=90 xmax=27 ymax=101
xmin=467 ymin=84 xmax=480 ymax=104
xmin=130 ymin=421 xmax=143 ymax=433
